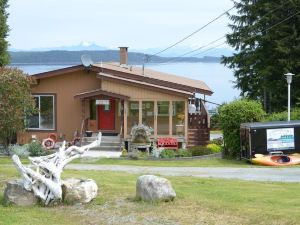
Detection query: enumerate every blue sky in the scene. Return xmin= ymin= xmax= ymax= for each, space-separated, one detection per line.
xmin=8 ymin=0 xmax=233 ymax=50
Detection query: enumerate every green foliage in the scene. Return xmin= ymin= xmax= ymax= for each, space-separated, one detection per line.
xmin=188 ymin=146 xmax=213 ymax=156
xmin=206 ymin=144 xmax=222 ymax=153
xmin=210 ymin=113 xmax=220 ymax=130
xmin=0 ymin=68 xmax=36 ymax=147
xmin=175 ymin=149 xmax=192 ymax=157
xmin=263 ymin=108 xmax=300 ymax=121
xmin=160 ymin=149 xmax=176 ymax=158
xmin=219 ymin=99 xmax=265 ymax=157
xmin=222 ymin=0 xmax=300 ymax=112
xmin=0 ymin=0 xmax=9 ymax=66
xmin=8 ymin=144 xmax=30 ymax=157
xmin=121 ymin=148 xmax=128 ymax=157
xmin=210 ymin=138 xmax=223 ymax=146
xmin=27 ymin=141 xmax=45 ymax=157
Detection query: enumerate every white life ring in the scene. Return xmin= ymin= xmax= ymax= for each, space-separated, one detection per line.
xmin=42 ymin=138 xmax=55 ymax=150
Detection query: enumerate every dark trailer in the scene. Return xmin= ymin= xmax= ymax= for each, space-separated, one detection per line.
xmin=240 ymin=120 xmax=300 ymax=160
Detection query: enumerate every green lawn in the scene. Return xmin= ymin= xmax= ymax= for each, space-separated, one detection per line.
xmin=1 ymin=156 xmax=252 ymax=167
xmin=1 ymin=162 xmax=300 ymax=224
xmin=74 ymin=157 xmax=253 ymax=167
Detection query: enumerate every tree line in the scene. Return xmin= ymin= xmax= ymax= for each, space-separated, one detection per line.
xmin=222 ymin=0 xmax=300 ymax=113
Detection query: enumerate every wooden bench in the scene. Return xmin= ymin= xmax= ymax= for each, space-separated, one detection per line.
xmin=157 ymin=138 xmax=178 ymax=150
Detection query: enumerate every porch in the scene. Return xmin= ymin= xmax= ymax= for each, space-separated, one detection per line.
xmin=75 ymin=89 xmax=209 ymax=149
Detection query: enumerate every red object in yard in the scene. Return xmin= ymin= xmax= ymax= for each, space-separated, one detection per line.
xmin=157 ymin=138 xmax=178 ymax=150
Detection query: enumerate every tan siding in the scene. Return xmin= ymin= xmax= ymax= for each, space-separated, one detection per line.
xmin=19 ymin=71 xmax=101 ymax=143
xmin=102 ymin=80 xmax=186 ymax=100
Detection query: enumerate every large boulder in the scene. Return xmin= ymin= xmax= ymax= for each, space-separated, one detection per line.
xmin=4 ymin=179 xmax=38 ymax=206
xmin=136 ymin=175 xmax=176 ymax=202
xmin=62 ymin=178 xmax=98 ymax=204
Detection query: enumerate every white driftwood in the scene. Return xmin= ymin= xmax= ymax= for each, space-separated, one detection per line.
xmin=12 ymin=132 xmax=102 ymax=205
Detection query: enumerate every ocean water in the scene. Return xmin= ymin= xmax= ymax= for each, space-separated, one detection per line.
xmin=12 ymin=62 xmax=239 ymax=106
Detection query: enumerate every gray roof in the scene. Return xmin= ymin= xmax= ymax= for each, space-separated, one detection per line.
xmin=240 ymin=120 xmax=300 ymax=129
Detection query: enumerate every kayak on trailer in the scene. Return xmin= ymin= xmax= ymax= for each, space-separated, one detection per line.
xmin=251 ymin=153 xmax=300 ymax=166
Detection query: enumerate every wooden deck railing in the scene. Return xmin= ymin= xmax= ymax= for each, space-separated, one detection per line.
xmin=188 ymin=98 xmax=209 ymax=129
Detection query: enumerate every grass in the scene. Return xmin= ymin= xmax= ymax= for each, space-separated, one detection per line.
xmin=1 ymin=155 xmax=252 ymax=167
xmin=1 ymin=163 xmax=300 ymax=224
xmin=210 ymin=130 xmax=222 ymax=134
xmin=74 ymin=157 xmax=253 ymax=167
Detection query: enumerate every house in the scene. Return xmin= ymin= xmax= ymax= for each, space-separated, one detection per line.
xmin=18 ymin=47 xmax=213 ymax=149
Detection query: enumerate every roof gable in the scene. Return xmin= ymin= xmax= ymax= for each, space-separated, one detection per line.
xmin=30 ymin=63 xmax=213 ymax=96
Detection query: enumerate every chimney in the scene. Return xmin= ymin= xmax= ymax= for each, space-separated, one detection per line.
xmin=119 ymin=47 xmax=128 ymax=65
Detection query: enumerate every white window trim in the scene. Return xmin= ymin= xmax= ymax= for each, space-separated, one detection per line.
xmin=28 ymin=94 xmax=55 ymax=131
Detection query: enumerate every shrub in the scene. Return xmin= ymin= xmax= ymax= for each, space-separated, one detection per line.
xmin=128 ymin=151 xmax=139 ymax=160
xmin=152 ymin=146 xmax=162 ymax=158
xmin=121 ymin=148 xmax=128 ymax=157
xmin=0 ymin=68 xmax=36 ymax=148
xmin=175 ymin=149 xmax=192 ymax=157
xmin=210 ymin=138 xmax=223 ymax=145
xmin=206 ymin=143 xmax=222 ymax=153
xmin=28 ymin=140 xmax=45 ymax=156
xmin=160 ymin=149 xmax=175 ymax=158
xmin=219 ymin=99 xmax=265 ymax=157
xmin=138 ymin=151 xmax=149 ymax=158
xmin=8 ymin=144 xmax=30 ymax=157
xmin=188 ymin=146 xmax=213 ymax=156
xmin=263 ymin=108 xmax=300 ymax=122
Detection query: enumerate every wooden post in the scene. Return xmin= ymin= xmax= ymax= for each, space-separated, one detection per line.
xmin=154 ymin=100 xmax=157 ymax=138
xmin=185 ymin=100 xmax=188 ymax=145
xmin=139 ymin=100 xmax=142 ymax=125
xmin=124 ymin=100 xmax=128 ymax=139
xmin=169 ymin=101 xmax=172 ymax=136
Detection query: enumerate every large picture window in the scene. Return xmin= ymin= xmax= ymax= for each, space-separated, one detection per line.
xmin=28 ymin=95 xmax=55 ymax=130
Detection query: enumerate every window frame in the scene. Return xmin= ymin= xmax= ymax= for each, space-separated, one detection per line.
xmin=27 ymin=94 xmax=56 ymax=131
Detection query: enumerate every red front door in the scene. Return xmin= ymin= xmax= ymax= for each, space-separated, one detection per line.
xmin=98 ymin=99 xmax=115 ymax=130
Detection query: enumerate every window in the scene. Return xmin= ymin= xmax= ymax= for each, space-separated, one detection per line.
xmin=172 ymin=101 xmax=185 ymax=135
xmin=90 ymin=100 xmax=96 ymax=120
xmin=157 ymin=101 xmax=169 ymax=116
xmin=142 ymin=101 xmax=154 ymax=129
xmin=28 ymin=95 xmax=55 ymax=130
xmin=127 ymin=101 xmax=139 ymax=134
xmin=157 ymin=101 xmax=169 ymax=135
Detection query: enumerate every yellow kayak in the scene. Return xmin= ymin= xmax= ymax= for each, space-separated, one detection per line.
xmin=251 ymin=153 xmax=300 ymax=166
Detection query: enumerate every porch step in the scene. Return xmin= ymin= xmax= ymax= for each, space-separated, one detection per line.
xmin=81 ymin=135 xmax=121 ymax=152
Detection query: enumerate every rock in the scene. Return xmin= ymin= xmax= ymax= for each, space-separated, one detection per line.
xmin=4 ymin=179 xmax=38 ymax=206
xmin=62 ymin=178 xmax=98 ymax=204
xmin=136 ymin=175 xmax=176 ymax=202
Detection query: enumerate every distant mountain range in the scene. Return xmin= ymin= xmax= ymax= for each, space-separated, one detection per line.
xmin=9 ymin=50 xmax=222 ymax=65
xmin=9 ymin=41 xmax=233 ymax=57
xmin=8 ymin=42 xmax=234 ymax=65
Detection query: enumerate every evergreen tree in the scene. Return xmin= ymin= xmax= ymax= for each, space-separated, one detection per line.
xmin=0 ymin=0 xmax=9 ymax=66
xmin=222 ymin=0 xmax=300 ymax=112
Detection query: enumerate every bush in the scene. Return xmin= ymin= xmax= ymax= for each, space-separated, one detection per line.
xmin=28 ymin=140 xmax=45 ymax=156
xmin=175 ymin=149 xmax=192 ymax=157
xmin=210 ymin=138 xmax=223 ymax=145
xmin=219 ymin=99 xmax=265 ymax=157
xmin=263 ymin=108 xmax=300 ymax=122
xmin=188 ymin=146 xmax=213 ymax=156
xmin=160 ymin=149 xmax=175 ymax=158
xmin=206 ymin=143 xmax=222 ymax=153
xmin=121 ymin=148 xmax=128 ymax=157
xmin=8 ymin=144 xmax=30 ymax=157
xmin=138 ymin=151 xmax=149 ymax=158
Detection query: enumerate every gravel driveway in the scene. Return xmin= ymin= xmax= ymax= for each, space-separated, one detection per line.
xmin=66 ymin=164 xmax=300 ymax=182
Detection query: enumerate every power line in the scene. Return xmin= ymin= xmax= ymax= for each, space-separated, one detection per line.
xmin=148 ymin=1 xmax=292 ymax=64
xmin=156 ymin=9 xmax=300 ymax=64
xmin=147 ymin=5 xmax=236 ymax=60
